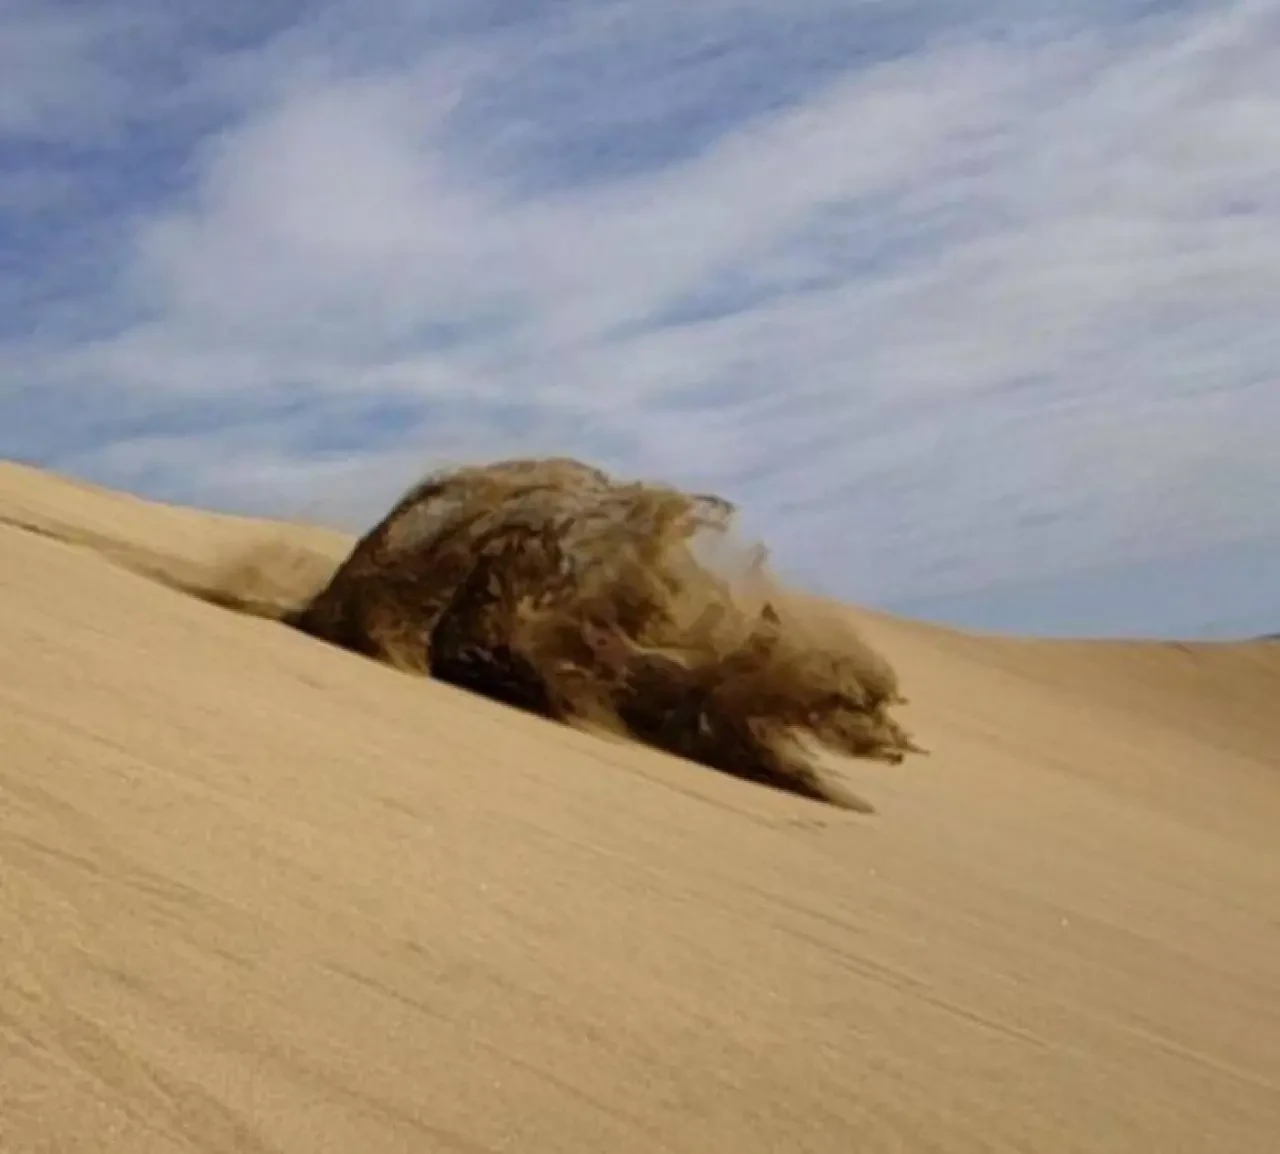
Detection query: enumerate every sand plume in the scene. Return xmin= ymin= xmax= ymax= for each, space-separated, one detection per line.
xmin=281 ymin=456 xmax=922 ymax=810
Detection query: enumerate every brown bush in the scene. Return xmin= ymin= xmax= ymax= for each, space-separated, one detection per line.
xmin=280 ymin=456 xmax=922 ymax=811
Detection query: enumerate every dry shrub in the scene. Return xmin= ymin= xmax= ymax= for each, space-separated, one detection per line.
xmin=286 ymin=456 xmax=923 ymax=810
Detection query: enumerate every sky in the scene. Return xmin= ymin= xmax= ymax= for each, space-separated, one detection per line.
xmin=1 ymin=0 xmax=1277 ymax=639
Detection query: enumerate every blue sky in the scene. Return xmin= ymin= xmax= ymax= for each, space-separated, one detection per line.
xmin=2 ymin=0 xmax=1278 ymax=638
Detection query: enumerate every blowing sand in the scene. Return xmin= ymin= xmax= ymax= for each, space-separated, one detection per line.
xmin=2 ymin=458 xmax=1278 ymax=1153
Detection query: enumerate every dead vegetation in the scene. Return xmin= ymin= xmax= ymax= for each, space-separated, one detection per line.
xmin=269 ymin=456 xmax=923 ymax=811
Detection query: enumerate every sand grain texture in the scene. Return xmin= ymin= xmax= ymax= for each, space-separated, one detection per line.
xmin=2 ymin=460 xmax=1278 ymax=1153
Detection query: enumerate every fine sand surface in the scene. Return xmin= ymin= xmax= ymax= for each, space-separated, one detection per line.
xmin=2 ymin=458 xmax=1278 ymax=1154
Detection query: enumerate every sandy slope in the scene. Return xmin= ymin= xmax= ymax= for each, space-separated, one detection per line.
xmin=2 ymin=460 xmax=1278 ymax=1154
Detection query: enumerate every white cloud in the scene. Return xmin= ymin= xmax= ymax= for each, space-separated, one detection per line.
xmin=4 ymin=0 xmax=1279 ymax=608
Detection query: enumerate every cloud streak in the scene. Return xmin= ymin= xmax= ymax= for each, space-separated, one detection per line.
xmin=2 ymin=0 xmax=1278 ymax=617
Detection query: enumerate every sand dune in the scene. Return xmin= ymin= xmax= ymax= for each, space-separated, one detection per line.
xmin=2 ymin=459 xmax=1278 ymax=1153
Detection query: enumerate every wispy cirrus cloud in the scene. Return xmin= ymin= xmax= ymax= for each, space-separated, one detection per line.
xmin=1 ymin=0 xmax=1277 ymax=627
